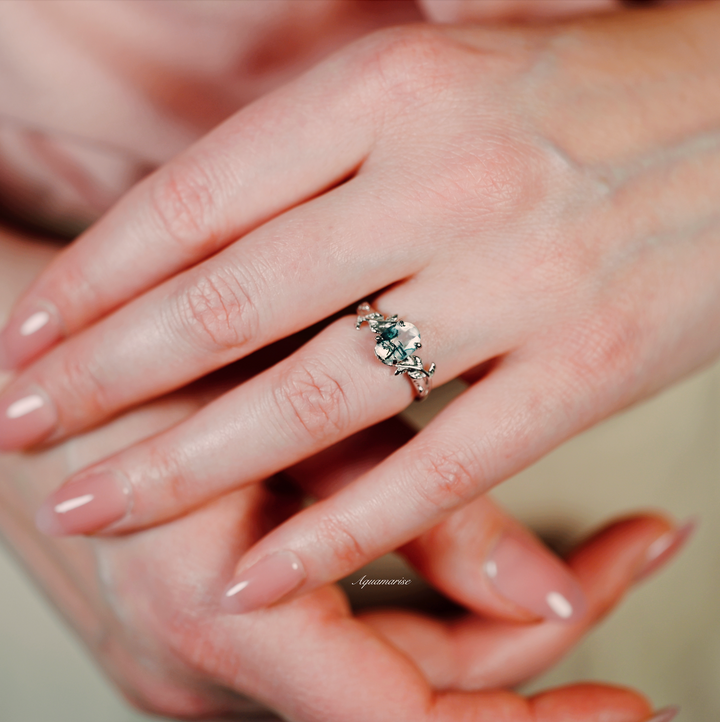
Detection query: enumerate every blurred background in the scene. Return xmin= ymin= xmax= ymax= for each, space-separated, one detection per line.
xmin=1 ymin=360 xmax=718 ymax=721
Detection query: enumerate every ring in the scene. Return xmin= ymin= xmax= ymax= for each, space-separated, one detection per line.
xmin=355 ymin=302 xmax=436 ymax=401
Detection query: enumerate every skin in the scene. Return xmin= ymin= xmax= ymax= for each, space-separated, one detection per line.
xmin=0 ymin=229 xmax=670 ymax=721
xmin=0 ymin=2 xmax=700 ymax=720
xmin=0 ymin=2 xmax=717 ymax=611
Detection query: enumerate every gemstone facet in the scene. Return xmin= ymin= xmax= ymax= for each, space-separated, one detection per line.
xmin=374 ymin=321 xmax=421 ymax=365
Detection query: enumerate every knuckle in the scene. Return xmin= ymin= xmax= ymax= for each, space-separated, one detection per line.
xmin=313 ymin=513 xmax=367 ymax=568
xmin=174 ymin=265 xmax=259 ymax=353
xmin=353 ymin=27 xmax=458 ymax=107
xmin=143 ymin=444 xmax=189 ymax=508
xmin=54 ymin=352 xmax=112 ymax=421
xmin=274 ymin=359 xmax=350 ymax=446
xmin=411 ymin=446 xmax=479 ymax=514
xmin=420 ymin=137 xmax=552 ymax=223
xmin=563 ymin=306 xmax=643 ymax=393
xmin=51 ymin=263 xmax=102 ymax=325
xmin=148 ymin=157 xmax=219 ymax=256
xmin=471 ymin=139 xmax=552 ymax=217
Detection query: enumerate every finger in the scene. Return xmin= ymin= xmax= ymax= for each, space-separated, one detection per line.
xmin=291 ymin=426 xmax=588 ymax=624
xmin=238 ymin=588 xmax=657 ymax=722
xmin=0 ymin=172 xmax=434 ymax=451
xmin=292 ymin=427 xmax=692 ymax=629
xmin=232 ymin=607 xmax=655 ymax=722
xmin=214 ymin=337 xmax=679 ymax=613
xmin=120 ymin=480 xmax=656 ymax=722
xmin=0 ymin=38 xmax=379 ymax=370
xmin=363 ymin=513 xmax=689 ymax=691
xmin=401 ymin=494 xmax=589 ymax=624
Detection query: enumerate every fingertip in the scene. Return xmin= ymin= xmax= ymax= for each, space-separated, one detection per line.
xmin=567 ymin=512 xmax=694 ymax=624
xmin=646 ymin=707 xmax=680 ymax=722
xmin=484 ymin=530 xmax=588 ymax=623
xmin=0 ymin=300 xmax=63 ymax=370
xmin=0 ymin=385 xmax=58 ymax=450
xmin=220 ymin=551 xmax=307 ymax=615
xmin=633 ymin=516 xmax=698 ymax=583
xmin=35 ymin=471 xmax=131 ymax=537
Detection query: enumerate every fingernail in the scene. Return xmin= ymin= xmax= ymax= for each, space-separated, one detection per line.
xmin=634 ymin=519 xmax=697 ymax=583
xmin=0 ymin=386 xmax=57 ymax=450
xmin=484 ymin=531 xmax=587 ymax=622
xmin=221 ymin=551 xmax=306 ymax=614
xmin=35 ymin=471 xmax=131 ymax=536
xmin=646 ymin=706 xmax=680 ymax=722
xmin=0 ymin=300 xmax=63 ymax=370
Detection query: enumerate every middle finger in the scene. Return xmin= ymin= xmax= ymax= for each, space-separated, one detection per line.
xmin=0 ymin=176 xmax=422 ymax=450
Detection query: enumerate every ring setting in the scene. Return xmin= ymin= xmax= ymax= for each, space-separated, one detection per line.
xmin=355 ymin=302 xmax=436 ymax=400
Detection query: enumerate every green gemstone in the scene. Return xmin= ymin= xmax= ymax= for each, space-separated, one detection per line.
xmin=374 ymin=321 xmax=421 ymax=365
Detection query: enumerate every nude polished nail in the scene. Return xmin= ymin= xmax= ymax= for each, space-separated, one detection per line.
xmin=221 ymin=551 xmax=306 ymax=614
xmin=35 ymin=472 xmax=131 ymax=536
xmin=634 ymin=519 xmax=697 ymax=583
xmin=484 ymin=531 xmax=587 ymax=622
xmin=0 ymin=386 xmax=57 ymax=450
xmin=646 ymin=706 xmax=680 ymax=722
xmin=0 ymin=300 xmax=63 ymax=370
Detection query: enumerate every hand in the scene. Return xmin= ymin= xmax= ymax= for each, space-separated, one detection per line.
xmin=2 ymin=414 xmax=678 ymax=722
xmin=0 ymin=4 xmax=715 ymax=611
xmin=0 ymin=231 xmax=679 ymax=720
xmin=0 ymin=347 xmax=681 ymax=722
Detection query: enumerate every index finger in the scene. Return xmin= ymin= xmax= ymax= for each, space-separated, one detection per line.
xmin=0 ymin=41 xmax=376 ymax=370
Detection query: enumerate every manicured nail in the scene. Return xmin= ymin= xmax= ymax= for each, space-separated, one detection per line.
xmin=646 ymin=706 xmax=680 ymax=722
xmin=634 ymin=519 xmax=697 ymax=583
xmin=221 ymin=551 xmax=306 ymax=614
xmin=35 ymin=471 xmax=131 ymax=536
xmin=0 ymin=386 xmax=57 ymax=450
xmin=484 ymin=531 xmax=587 ymax=622
xmin=0 ymin=300 xmax=63 ymax=370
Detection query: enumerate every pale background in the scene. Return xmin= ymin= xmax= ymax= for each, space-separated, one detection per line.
xmin=1 ymin=358 xmax=718 ymax=721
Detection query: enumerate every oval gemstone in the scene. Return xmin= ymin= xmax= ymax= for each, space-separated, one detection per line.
xmin=374 ymin=321 xmax=421 ymax=365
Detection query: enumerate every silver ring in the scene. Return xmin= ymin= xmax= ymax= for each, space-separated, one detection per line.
xmin=355 ymin=302 xmax=436 ymax=401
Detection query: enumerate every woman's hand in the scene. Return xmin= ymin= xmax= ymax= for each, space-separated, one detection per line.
xmin=1 ymin=407 xmax=679 ymax=721
xmin=0 ymin=4 xmax=716 ymax=610
xmin=0 ymin=231 xmax=684 ymax=722
xmin=0 ymin=335 xmax=683 ymax=721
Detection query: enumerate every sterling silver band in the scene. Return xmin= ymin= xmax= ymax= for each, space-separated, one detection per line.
xmin=355 ymin=302 xmax=435 ymax=401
